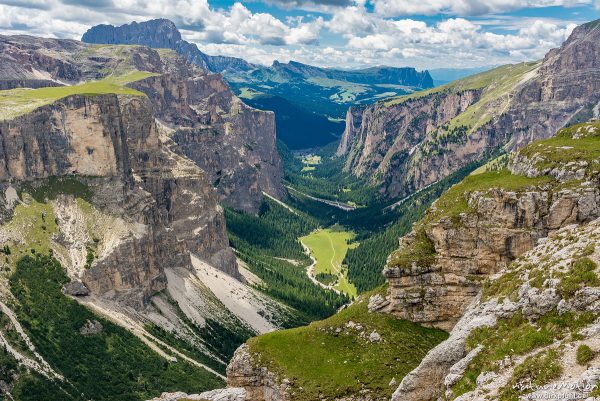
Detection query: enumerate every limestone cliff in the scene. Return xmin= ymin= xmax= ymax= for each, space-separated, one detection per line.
xmin=0 ymin=34 xmax=284 ymax=213
xmin=376 ymin=121 xmax=600 ymax=331
xmin=0 ymin=92 xmax=237 ymax=306
xmin=338 ymin=19 xmax=600 ymax=199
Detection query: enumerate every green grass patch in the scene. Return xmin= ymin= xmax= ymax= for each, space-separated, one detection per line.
xmin=453 ymin=311 xmax=595 ymax=398
xmin=576 ymin=344 xmax=594 ymax=365
xmin=557 ymin=257 xmax=599 ymax=299
xmin=518 ymin=121 xmax=600 ymax=174
xmin=19 ymin=176 xmax=92 ymax=203
xmin=482 ymin=268 xmax=524 ymax=301
xmin=4 ymin=197 xmax=59 ymax=258
xmin=300 ymin=228 xmax=358 ymax=297
xmin=0 ymin=71 xmax=159 ymax=121
xmin=387 ymin=228 xmax=436 ymax=269
xmin=499 ymin=348 xmax=562 ymax=401
xmin=247 ymin=290 xmax=448 ymax=401
xmin=384 ymin=62 xmax=538 ymax=107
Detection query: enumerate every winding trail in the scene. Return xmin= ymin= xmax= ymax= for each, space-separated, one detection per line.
xmin=300 ymin=241 xmax=341 ymax=295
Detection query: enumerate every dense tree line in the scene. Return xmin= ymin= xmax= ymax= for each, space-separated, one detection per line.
xmin=225 ymin=199 xmax=318 ymax=260
xmin=278 ymin=141 xmax=379 ymax=206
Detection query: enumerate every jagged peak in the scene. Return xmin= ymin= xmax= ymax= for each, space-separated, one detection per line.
xmin=82 ymin=18 xmax=182 ymax=46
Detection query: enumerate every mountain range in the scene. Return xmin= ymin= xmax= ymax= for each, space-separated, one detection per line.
xmin=82 ymin=19 xmax=435 ymax=149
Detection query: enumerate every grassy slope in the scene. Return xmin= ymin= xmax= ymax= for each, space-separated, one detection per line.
xmin=384 ymin=62 xmax=539 ymax=134
xmin=518 ymin=120 xmax=600 ymax=171
xmin=384 ymin=62 xmax=537 ymax=107
xmin=0 ymin=71 xmax=159 ymax=121
xmin=247 ymin=287 xmax=448 ymax=401
xmin=300 ymin=228 xmax=358 ymax=297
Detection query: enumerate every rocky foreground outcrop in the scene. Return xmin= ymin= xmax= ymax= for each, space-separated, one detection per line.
xmin=338 ymin=19 xmax=600 ymax=199
xmin=392 ymin=217 xmax=600 ymax=401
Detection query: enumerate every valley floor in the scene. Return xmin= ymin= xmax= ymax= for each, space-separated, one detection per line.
xmin=300 ymin=228 xmax=358 ymax=298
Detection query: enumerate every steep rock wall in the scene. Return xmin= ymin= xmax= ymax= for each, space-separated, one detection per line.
xmin=0 ymin=94 xmax=238 ymax=307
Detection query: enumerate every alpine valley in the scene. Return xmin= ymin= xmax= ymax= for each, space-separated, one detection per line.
xmin=0 ymin=8 xmax=599 ymax=401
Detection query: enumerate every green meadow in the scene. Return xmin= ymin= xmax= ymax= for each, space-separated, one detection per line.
xmin=0 ymin=71 xmax=160 ymax=121
xmin=300 ymin=227 xmax=358 ymax=297
xmin=247 ymin=288 xmax=449 ymax=400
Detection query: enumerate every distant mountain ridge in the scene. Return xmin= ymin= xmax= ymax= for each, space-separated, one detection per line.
xmin=82 ymin=19 xmax=432 ymax=86
xmin=82 ymin=18 xmax=252 ymax=72
xmin=82 ymin=18 xmax=434 ymax=149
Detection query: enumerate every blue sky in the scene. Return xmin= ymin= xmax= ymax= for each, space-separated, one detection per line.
xmin=0 ymin=0 xmax=599 ymax=69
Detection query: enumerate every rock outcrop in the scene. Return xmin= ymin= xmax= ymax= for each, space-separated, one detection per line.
xmin=338 ymin=19 xmax=600 ymax=199
xmin=392 ymin=217 xmax=600 ymax=401
xmin=379 ymin=121 xmax=600 ymax=331
xmin=147 ymin=388 xmax=247 ymax=401
xmin=226 ymin=345 xmax=291 ymax=401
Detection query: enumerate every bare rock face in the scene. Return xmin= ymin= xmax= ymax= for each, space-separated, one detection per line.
xmin=382 ymin=185 xmax=600 ymax=331
xmin=338 ymin=20 xmax=600 ymax=199
xmin=226 ymin=345 xmax=291 ymax=401
xmin=0 ymin=93 xmax=238 ymax=306
xmin=338 ymin=89 xmax=480 ymax=188
xmin=147 ymin=388 xmax=247 ymax=401
xmin=130 ymin=63 xmax=285 ymax=213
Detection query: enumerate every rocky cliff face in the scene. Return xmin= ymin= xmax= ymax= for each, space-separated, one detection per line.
xmin=338 ymin=19 xmax=600 ymax=199
xmin=129 ymin=61 xmax=285 ymax=212
xmin=377 ymin=121 xmax=600 ymax=332
xmin=0 ymin=34 xmax=264 ymax=304
xmin=0 ymin=92 xmax=237 ymax=307
xmin=337 ymin=89 xmax=481 ymax=187
xmin=226 ymin=345 xmax=291 ymax=401
xmin=0 ymin=34 xmax=285 ymax=213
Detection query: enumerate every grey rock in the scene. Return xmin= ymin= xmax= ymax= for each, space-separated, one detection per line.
xmin=62 ymin=280 xmax=90 ymax=296
xmin=79 ymin=319 xmax=103 ymax=335
xmin=369 ymin=330 xmax=381 ymax=342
